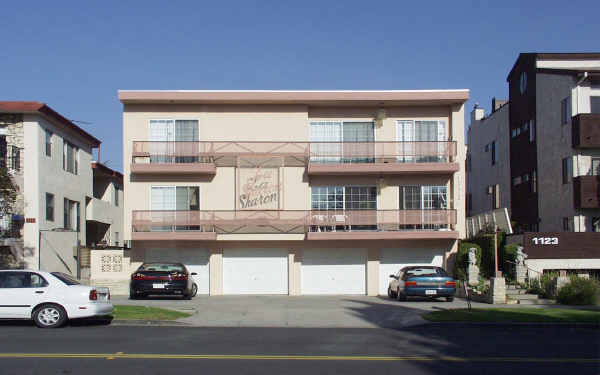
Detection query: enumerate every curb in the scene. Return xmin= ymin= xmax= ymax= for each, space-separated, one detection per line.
xmin=424 ymin=321 xmax=599 ymax=328
xmin=110 ymin=319 xmax=192 ymax=327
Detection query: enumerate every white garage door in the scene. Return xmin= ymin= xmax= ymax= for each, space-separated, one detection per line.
xmin=301 ymin=248 xmax=366 ymax=295
xmin=145 ymin=248 xmax=210 ymax=295
xmin=379 ymin=248 xmax=444 ymax=295
xmin=223 ymin=249 xmax=288 ymax=294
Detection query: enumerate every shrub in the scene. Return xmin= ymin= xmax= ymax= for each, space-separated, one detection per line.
xmin=528 ymin=272 xmax=559 ymax=298
xmin=469 ymin=234 xmax=498 ymax=278
xmin=557 ymin=277 xmax=600 ymax=306
xmin=501 ymin=243 xmax=519 ymax=281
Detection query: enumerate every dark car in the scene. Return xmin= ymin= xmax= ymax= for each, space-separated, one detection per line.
xmin=387 ymin=266 xmax=456 ymax=302
xmin=130 ymin=263 xmax=198 ymax=300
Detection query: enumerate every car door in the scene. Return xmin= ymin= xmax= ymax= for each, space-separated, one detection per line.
xmin=0 ymin=272 xmax=48 ymax=318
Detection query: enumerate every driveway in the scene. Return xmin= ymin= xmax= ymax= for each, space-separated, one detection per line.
xmin=111 ymin=295 xmax=496 ymax=328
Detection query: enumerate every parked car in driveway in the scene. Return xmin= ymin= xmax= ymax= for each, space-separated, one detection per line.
xmin=0 ymin=270 xmax=113 ymax=328
xmin=387 ymin=266 xmax=456 ymax=302
xmin=130 ymin=263 xmax=198 ymax=300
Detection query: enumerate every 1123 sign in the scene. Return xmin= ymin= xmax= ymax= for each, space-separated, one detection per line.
xmin=532 ymin=237 xmax=559 ymax=245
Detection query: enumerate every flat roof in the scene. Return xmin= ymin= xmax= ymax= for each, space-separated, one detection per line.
xmin=118 ymin=90 xmax=469 ymax=106
xmin=0 ymin=101 xmax=101 ymax=147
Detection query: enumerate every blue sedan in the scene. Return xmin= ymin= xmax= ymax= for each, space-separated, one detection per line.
xmin=387 ymin=266 xmax=456 ymax=302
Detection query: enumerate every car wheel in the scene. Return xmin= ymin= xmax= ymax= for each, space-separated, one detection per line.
xmin=446 ymin=297 xmax=454 ymax=302
xmin=32 ymin=304 xmax=67 ymax=328
xmin=191 ymin=283 xmax=198 ymax=297
xmin=397 ymin=290 xmax=407 ymax=302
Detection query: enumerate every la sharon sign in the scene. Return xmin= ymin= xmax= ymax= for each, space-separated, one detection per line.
xmin=237 ymin=167 xmax=280 ymax=210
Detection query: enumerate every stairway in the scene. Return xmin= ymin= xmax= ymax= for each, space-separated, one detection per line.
xmin=506 ymin=284 xmax=555 ymax=305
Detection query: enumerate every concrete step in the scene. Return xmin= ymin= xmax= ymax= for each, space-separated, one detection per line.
xmin=505 ymin=298 xmax=519 ymax=305
xmin=506 ymin=289 xmax=529 ymax=295
xmin=506 ymin=293 xmax=539 ymax=300
xmin=516 ymin=299 xmax=556 ymax=305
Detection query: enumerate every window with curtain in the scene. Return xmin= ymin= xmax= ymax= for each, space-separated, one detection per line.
xmin=151 ymin=186 xmax=200 ymax=231
xmin=399 ymin=185 xmax=448 ymax=230
xmin=310 ymin=121 xmax=375 ymax=163
xmin=149 ymin=119 xmax=199 ymax=163
xmin=397 ymin=120 xmax=447 ymax=162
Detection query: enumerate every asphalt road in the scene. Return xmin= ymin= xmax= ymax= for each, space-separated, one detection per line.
xmin=0 ymin=322 xmax=598 ymax=375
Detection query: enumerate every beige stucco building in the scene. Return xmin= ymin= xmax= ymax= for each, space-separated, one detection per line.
xmin=0 ymin=102 xmax=123 ymax=278
xmin=120 ymin=90 xmax=468 ymax=296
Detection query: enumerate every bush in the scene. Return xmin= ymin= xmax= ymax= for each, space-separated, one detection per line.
xmin=557 ymin=277 xmax=600 ymax=306
xmin=454 ymin=242 xmax=482 ymax=280
xmin=528 ymin=272 xmax=559 ymax=298
xmin=501 ymin=243 xmax=519 ymax=281
xmin=469 ymin=234 xmax=500 ymax=278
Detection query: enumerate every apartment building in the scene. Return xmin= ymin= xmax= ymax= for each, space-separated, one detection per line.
xmin=0 ymin=102 xmax=123 ymax=277
xmin=467 ymin=53 xmax=600 ymax=275
xmin=466 ymin=98 xmax=510 ymax=217
xmin=121 ymin=90 xmax=468 ymax=296
xmin=86 ymin=162 xmax=124 ymax=247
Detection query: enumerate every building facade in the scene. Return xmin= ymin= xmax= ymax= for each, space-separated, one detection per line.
xmin=87 ymin=162 xmax=124 ymax=247
xmin=120 ymin=90 xmax=468 ymax=296
xmin=466 ymin=98 xmax=511 ymax=218
xmin=506 ymin=53 xmax=600 ymax=232
xmin=0 ymin=102 xmax=123 ymax=278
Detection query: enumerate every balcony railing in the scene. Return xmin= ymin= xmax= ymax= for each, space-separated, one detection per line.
xmin=131 ymin=141 xmax=457 ymax=168
xmin=131 ymin=209 xmax=458 ymax=239
xmin=573 ymin=175 xmax=600 ymax=209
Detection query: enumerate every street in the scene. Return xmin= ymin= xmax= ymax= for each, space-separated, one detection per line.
xmin=0 ymin=322 xmax=597 ymax=374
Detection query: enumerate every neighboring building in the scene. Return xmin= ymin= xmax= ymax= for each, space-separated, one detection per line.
xmin=466 ymin=98 xmax=510 ymax=218
xmin=467 ymin=53 xmax=600 ymax=275
xmin=120 ymin=90 xmax=468 ymax=296
xmin=86 ymin=162 xmax=124 ymax=247
xmin=0 ymin=101 xmax=122 ymax=278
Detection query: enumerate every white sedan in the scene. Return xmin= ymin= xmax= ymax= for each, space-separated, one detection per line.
xmin=0 ymin=270 xmax=113 ymax=328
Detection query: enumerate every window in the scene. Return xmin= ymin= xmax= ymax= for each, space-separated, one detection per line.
xmin=511 ymin=129 xmax=517 ymax=138
xmin=63 ymin=141 xmax=78 ymax=174
xmin=310 ymin=121 xmax=375 ymax=163
xmin=45 ymin=193 xmax=54 ymax=221
xmin=492 ymin=184 xmax=500 ymax=209
xmin=519 ymin=72 xmax=527 ymax=94
xmin=45 ymin=130 xmax=52 ymax=157
xmin=0 ymin=272 xmax=48 ymax=288
xmin=149 ymin=119 xmax=200 ymax=163
xmin=150 ymin=186 xmax=200 ymax=231
xmin=512 ymin=176 xmax=522 ymax=186
xmin=396 ymin=120 xmax=447 ymax=162
xmin=9 ymin=146 xmax=20 ymax=171
xmin=310 ymin=186 xmax=377 ymax=231
xmin=562 ymin=217 xmax=570 ymax=231
xmin=562 ymin=157 xmax=571 ymax=184
xmin=592 ymin=217 xmax=600 ymax=232
xmin=591 ymin=158 xmax=600 ymax=176
xmin=561 ymin=96 xmax=571 ymax=125
xmin=516 ymin=127 xmax=521 ymax=136
xmin=532 ymin=169 xmax=537 ymax=193
xmin=399 ymin=185 xmax=448 ymax=210
xmin=63 ymin=199 xmax=80 ymax=231
xmin=522 ymin=121 xmax=529 ymax=132
xmin=591 ymin=96 xmax=600 ymax=114
xmin=114 ymin=184 xmax=119 ymax=207
xmin=491 ymin=141 xmax=496 ymax=166
xmin=529 ymin=120 xmax=535 ymax=142
xmin=51 ymin=272 xmax=80 ymax=285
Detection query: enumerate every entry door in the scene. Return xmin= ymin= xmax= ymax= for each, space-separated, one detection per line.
xmin=301 ymin=248 xmax=366 ymax=295
xmin=223 ymin=249 xmax=288 ymax=294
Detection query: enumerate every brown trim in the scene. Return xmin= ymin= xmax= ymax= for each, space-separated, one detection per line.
xmin=523 ymin=232 xmax=600 ymax=259
xmin=131 ymin=232 xmax=217 ymax=241
xmin=307 ymin=162 xmax=459 ymax=176
xmin=118 ymin=90 xmax=469 ymax=105
xmin=130 ymin=163 xmax=217 ymax=175
xmin=306 ymin=231 xmax=459 ymax=240
xmin=92 ymin=162 xmax=123 ymax=180
xmin=0 ymin=101 xmax=101 ymax=147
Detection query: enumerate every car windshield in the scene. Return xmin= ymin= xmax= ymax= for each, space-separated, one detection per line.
xmin=138 ymin=263 xmax=185 ymax=272
xmin=51 ymin=272 xmax=81 ymax=285
xmin=405 ymin=267 xmax=448 ymax=277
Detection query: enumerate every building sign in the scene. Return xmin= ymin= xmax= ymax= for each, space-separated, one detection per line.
xmin=25 ymin=218 xmax=36 ymax=223
xmin=237 ymin=167 xmax=280 ymax=210
xmin=523 ymin=232 xmax=600 ymax=259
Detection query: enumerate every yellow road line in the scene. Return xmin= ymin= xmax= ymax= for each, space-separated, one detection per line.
xmin=0 ymin=353 xmax=597 ymax=363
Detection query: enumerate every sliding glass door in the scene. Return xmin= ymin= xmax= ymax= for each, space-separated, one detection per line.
xmin=310 ymin=121 xmax=375 ymax=163
xmin=397 ymin=120 xmax=446 ymax=162
xmin=151 ymin=186 xmax=200 ymax=231
xmin=149 ymin=120 xmax=199 ymax=163
xmin=399 ymin=185 xmax=448 ymax=230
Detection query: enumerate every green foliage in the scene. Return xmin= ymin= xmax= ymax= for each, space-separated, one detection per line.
xmin=528 ymin=272 xmax=560 ymax=298
xmin=0 ymin=165 xmax=17 ymax=217
xmin=454 ymin=241 xmax=482 ymax=280
xmin=469 ymin=234 xmax=500 ymax=278
xmin=557 ymin=277 xmax=600 ymax=306
xmin=501 ymin=243 xmax=519 ymax=281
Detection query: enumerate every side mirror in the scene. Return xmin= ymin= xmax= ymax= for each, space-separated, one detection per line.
xmin=389 ymin=274 xmax=397 ymax=279
xmin=191 ymin=272 xmax=197 ymax=276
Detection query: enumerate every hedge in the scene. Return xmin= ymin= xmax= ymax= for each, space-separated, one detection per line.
xmin=557 ymin=277 xmax=600 ymax=306
xmin=454 ymin=242 xmax=482 ymax=281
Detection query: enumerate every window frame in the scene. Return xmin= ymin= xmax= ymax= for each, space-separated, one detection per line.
xmin=45 ymin=129 xmax=52 ymax=157
xmin=62 ymin=140 xmax=79 ymax=174
xmin=45 ymin=193 xmax=54 ymax=222
xmin=562 ymin=157 xmax=570 ymax=184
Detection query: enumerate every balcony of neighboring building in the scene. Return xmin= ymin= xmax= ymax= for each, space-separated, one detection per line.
xmin=131 ymin=209 xmax=458 ymax=241
xmin=573 ymin=175 xmax=600 ymax=209
xmin=572 ymin=114 xmax=600 ymax=149
xmin=130 ymin=141 xmax=458 ymax=176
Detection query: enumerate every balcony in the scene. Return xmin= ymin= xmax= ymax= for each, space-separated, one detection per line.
xmin=131 ymin=209 xmax=458 ymax=240
xmin=131 ymin=141 xmax=458 ymax=175
xmin=572 ymin=114 xmax=600 ymax=148
xmin=573 ymin=176 xmax=600 ymax=209
xmin=86 ymin=197 xmax=114 ymax=225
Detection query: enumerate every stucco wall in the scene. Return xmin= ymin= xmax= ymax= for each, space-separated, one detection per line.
xmin=466 ymin=103 xmax=511 ymax=216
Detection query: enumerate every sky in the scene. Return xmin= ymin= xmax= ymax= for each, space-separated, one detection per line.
xmin=1 ymin=0 xmax=598 ymax=172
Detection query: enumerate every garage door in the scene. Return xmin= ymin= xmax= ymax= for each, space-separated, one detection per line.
xmin=145 ymin=248 xmax=210 ymax=295
xmin=223 ymin=249 xmax=288 ymax=294
xmin=379 ymin=248 xmax=444 ymax=295
xmin=301 ymin=248 xmax=366 ymax=295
